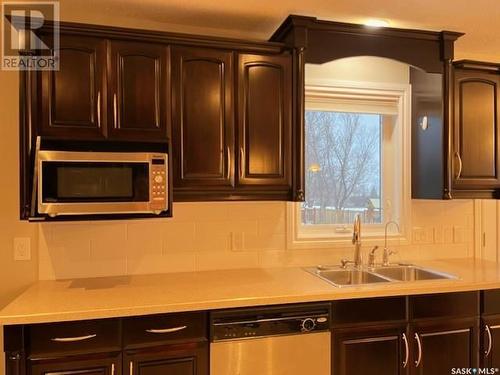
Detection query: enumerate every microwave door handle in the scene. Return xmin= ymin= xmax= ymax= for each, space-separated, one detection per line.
xmin=31 ymin=136 xmax=42 ymax=218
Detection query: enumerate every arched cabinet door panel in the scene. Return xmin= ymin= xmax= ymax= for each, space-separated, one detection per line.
xmin=108 ymin=41 xmax=169 ymax=141
xmin=453 ymin=67 xmax=500 ymax=189
xmin=237 ymin=53 xmax=292 ymax=190
xmin=39 ymin=35 xmax=106 ymax=139
xmin=171 ymin=46 xmax=234 ymax=192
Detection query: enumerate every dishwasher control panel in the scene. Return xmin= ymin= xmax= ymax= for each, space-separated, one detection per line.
xmin=210 ymin=303 xmax=331 ymax=341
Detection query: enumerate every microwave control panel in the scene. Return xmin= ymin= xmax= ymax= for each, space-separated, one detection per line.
xmin=150 ymin=155 xmax=168 ymax=211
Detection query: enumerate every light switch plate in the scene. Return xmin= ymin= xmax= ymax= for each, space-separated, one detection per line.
xmin=13 ymin=237 xmax=31 ymax=261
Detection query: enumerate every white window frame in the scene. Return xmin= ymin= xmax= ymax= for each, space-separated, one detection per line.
xmin=287 ymin=80 xmax=412 ymax=249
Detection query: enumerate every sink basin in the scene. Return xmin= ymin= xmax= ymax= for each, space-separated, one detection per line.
xmin=306 ymin=264 xmax=458 ymax=288
xmin=310 ymin=269 xmax=392 ymax=287
xmin=371 ymin=265 xmax=458 ymax=281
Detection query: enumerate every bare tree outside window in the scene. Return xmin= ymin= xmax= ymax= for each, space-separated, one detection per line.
xmin=302 ymin=111 xmax=381 ymax=225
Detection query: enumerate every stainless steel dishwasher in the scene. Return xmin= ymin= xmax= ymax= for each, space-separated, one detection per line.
xmin=210 ymin=303 xmax=331 ymax=375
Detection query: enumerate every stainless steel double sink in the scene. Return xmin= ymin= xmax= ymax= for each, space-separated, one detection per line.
xmin=306 ymin=264 xmax=458 ymax=287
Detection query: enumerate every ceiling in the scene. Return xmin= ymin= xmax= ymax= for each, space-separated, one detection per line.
xmin=59 ymin=0 xmax=500 ymax=62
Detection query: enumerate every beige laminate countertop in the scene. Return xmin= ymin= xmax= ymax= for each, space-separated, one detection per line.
xmin=1 ymin=258 xmax=500 ymax=325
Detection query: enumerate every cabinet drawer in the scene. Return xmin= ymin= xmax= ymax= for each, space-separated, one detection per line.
xmin=410 ymin=291 xmax=479 ymax=320
xmin=331 ymin=297 xmax=406 ymax=326
xmin=123 ymin=312 xmax=207 ymax=348
xmin=28 ymin=319 xmax=121 ymax=358
xmin=482 ymin=289 xmax=500 ymax=315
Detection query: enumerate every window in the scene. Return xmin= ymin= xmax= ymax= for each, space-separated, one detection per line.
xmin=289 ymin=82 xmax=411 ymax=247
xmin=304 ymin=111 xmax=383 ymax=225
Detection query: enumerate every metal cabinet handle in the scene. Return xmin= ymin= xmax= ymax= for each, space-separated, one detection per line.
xmin=226 ymin=146 xmax=231 ymax=180
xmin=113 ymin=93 xmax=118 ymax=127
xmin=51 ymin=334 xmax=97 ymax=343
xmin=111 ymin=363 xmax=115 ymax=375
xmin=402 ymin=333 xmax=409 ymax=368
xmin=129 ymin=361 xmax=133 ymax=375
xmin=145 ymin=325 xmax=187 ymax=334
xmin=97 ymin=91 xmax=101 ymax=128
xmin=239 ymin=148 xmax=244 ymax=178
xmin=414 ymin=333 xmax=422 ymax=367
xmin=455 ymin=152 xmax=463 ymax=179
xmin=485 ymin=325 xmax=493 ymax=357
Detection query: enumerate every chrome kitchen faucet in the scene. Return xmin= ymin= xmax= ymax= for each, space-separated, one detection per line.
xmin=352 ymin=214 xmax=362 ymax=268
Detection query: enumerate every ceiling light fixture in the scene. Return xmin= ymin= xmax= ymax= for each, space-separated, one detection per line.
xmin=364 ymin=19 xmax=390 ymax=28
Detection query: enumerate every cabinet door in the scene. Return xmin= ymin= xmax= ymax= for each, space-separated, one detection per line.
xmin=237 ymin=53 xmax=292 ymax=191
xmin=410 ymin=318 xmax=479 ymax=375
xmin=453 ymin=68 xmax=500 ymax=189
xmin=171 ymin=47 xmax=234 ymax=195
xmin=30 ymin=354 xmax=120 ymax=375
xmin=125 ymin=342 xmax=208 ymax=375
xmin=482 ymin=316 xmax=500 ymax=368
xmin=39 ymin=35 xmax=106 ymax=139
xmin=108 ymin=41 xmax=169 ymax=141
xmin=333 ymin=324 xmax=408 ymax=375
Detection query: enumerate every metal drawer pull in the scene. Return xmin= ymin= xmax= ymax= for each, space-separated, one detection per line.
xmin=51 ymin=334 xmax=97 ymax=343
xmin=414 ymin=332 xmax=422 ymax=367
xmin=485 ymin=325 xmax=493 ymax=357
xmin=146 ymin=325 xmax=187 ymax=334
xmin=111 ymin=363 xmax=115 ymax=375
xmin=129 ymin=361 xmax=133 ymax=375
xmin=402 ymin=333 xmax=409 ymax=368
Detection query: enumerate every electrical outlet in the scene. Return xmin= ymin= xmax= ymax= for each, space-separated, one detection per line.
xmin=231 ymin=232 xmax=245 ymax=252
xmin=13 ymin=237 xmax=31 ymax=261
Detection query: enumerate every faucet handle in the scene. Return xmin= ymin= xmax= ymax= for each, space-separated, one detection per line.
xmin=368 ymin=246 xmax=379 ymax=267
xmin=382 ymin=247 xmax=398 ymax=266
xmin=340 ymin=259 xmax=355 ymax=269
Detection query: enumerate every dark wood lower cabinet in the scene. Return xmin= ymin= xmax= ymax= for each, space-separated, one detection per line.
xmin=482 ymin=315 xmax=500 ymax=368
xmin=29 ymin=353 xmax=121 ymax=375
xmin=410 ymin=318 xmax=479 ymax=375
xmin=333 ymin=324 xmax=407 ymax=375
xmin=2 ymin=293 xmax=489 ymax=375
xmin=124 ymin=342 xmax=208 ymax=375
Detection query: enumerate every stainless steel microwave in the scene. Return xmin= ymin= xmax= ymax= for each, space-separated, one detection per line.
xmin=36 ymin=150 xmax=168 ymax=217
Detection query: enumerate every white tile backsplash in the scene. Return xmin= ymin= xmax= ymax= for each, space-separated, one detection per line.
xmin=38 ymin=200 xmax=477 ymax=280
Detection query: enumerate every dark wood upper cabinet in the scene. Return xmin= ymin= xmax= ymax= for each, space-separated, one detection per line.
xmin=108 ymin=41 xmax=169 ymax=141
xmin=453 ymin=64 xmax=500 ymax=190
xmin=237 ymin=53 xmax=292 ymax=189
xmin=38 ymin=35 xmax=106 ymax=139
xmin=171 ymin=46 xmax=234 ymax=194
